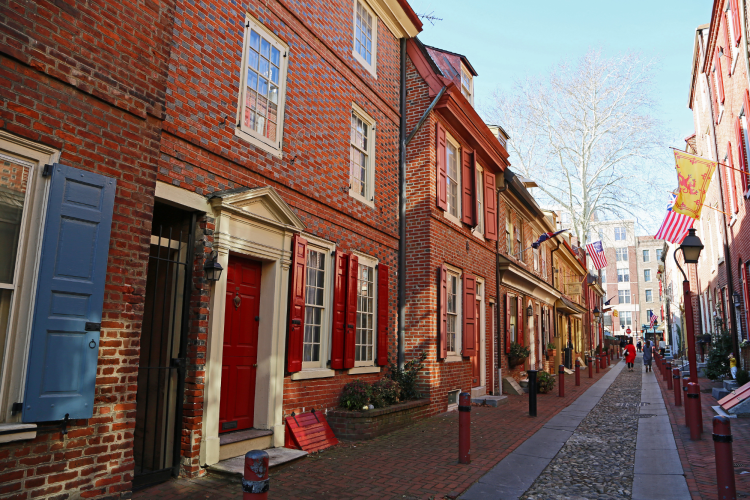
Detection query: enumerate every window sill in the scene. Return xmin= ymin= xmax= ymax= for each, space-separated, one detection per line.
xmin=348 ymin=366 xmax=381 ymax=375
xmin=0 ymin=423 xmax=36 ymax=444
xmin=349 ymin=190 xmax=375 ymax=209
xmin=472 ymin=228 xmax=485 ymax=242
xmin=443 ymin=210 xmax=463 ymax=228
xmin=352 ymin=50 xmax=378 ymax=79
xmin=444 ymin=354 xmax=462 ymax=363
xmin=730 ymin=215 xmax=738 ymax=228
xmin=234 ymin=127 xmax=283 ymax=158
xmin=291 ymin=368 xmax=336 ymax=381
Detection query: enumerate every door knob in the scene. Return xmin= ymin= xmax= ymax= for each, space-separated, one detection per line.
xmin=253 ymin=363 xmax=258 ymax=368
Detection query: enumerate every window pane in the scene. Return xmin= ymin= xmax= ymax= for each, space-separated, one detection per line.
xmin=0 ymin=158 xmax=30 ymax=284
xmin=303 ymin=250 xmax=326 ymax=363
xmin=355 ymin=263 xmax=375 ymax=362
xmin=446 ymin=142 xmax=458 ymax=217
xmin=355 ymin=1 xmax=373 ymax=65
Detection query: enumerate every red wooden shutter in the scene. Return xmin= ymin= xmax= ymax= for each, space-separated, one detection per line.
xmin=712 ymin=72 xmax=721 ymax=125
xmin=729 ymin=140 xmax=739 ymax=212
xmin=331 ymin=251 xmax=348 ymax=369
xmin=484 ymin=170 xmax=498 ymax=241
xmin=376 ymin=264 xmax=389 ymax=366
xmin=505 ymin=293 xmax=511 ymax=354
xmin=461 ymin=149 xmax=475 ymax=225
xmin=733 ymin=0 xmax=742 ymax=44
xmin=738 ymin=115 xmax=748 ymax=192
xmin=436 ymin=123 xmax=448 ymax=210
xmin=439 ymin=265 xmax=448 ymax=359
xmin=717 ymin=49 xmax=726 ymax=104
xmin=287 ymin=234 xmax=307 ymax=373
xmin=462 ymin=273 xmax=477 ymax=357
xmin=743 ymin=264 xmax=750 ymax=340
xmin=517 ymin=295 xmax=524 ymax=346
xmin=722 ymin=15 xmax=731 ymax=53
xmin=344 ymin=254 xmax=359 ymax=369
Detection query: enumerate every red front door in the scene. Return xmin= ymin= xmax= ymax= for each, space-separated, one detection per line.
xmin=472 ymin=300 xmax=481 ymax=386
xmin=219 ymin=256 xmax=262 ymax=433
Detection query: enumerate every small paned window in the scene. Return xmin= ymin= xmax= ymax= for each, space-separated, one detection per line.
xmin=446 ymin=140 xmax=460 ymax=218
xmin=303 ymin=249 xmax=326 ymax=364
xmin=644 ymin=269 xmax=651 ymax=282
xmin=353 ymin=1 xmax=377 ymax=75
xmin=238 ymin=16 xmax=289 ymax=156
xmin=656 ymin=249 xmax=663 ymax=261
xmin=447 ymin=272 xmax=459 ymax=354
xmin=618 ymin=289 xmax=631 ymax=304
xmin=614 ymin=227 xmax=626 ymax=241
xmin=461 ymin=66 xmax=473 ymax=104
xmin=349 ymin=105 xmax=376 ymax=206
xmin=509 ymin=295 xmax=517 ymax=343
xmin=506 ymin=215 xmax=513 ymax=255
xmin=645 ymin=289 xmax=653 ymax=303
xmin=616 ymin=248 xmax=628 ymax=262
xmin=516 ymin=221 xmax=523 ymax=262
xmin=355 ymin=262 xmax=375 ymax=364
xmin=475 ymin=165 xmax=484 ymax=235
xmin=617 ymin=268 xmax=629 ymax=282
xmin=643 ymin=250 xmax=649 ymax=262
xmin=619 ymin=311 xmax=632 ymax=328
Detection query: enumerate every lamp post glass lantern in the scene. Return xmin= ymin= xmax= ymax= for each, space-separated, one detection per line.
xmin=680 ymin=228 xmax=704 ymax=264
xmin=204 ymin=252 xmax=224 ymax=282
xmin=675 ymin=227 xmax=703 ymax=388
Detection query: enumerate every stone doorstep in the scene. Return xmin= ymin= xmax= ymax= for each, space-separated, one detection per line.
xmin=219 ymin=428 xmax=273 ymax=446
xmin=209 ymin=447 xmax=309 ymax=478
xmin=471 ymin=395 xmax=508 ymax=407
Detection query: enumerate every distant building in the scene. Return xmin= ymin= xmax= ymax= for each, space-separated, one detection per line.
xmin=636 ymin=236 xmax=666 ymax=335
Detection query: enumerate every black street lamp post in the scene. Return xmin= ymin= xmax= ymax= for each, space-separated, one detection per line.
xmin=674 ymin=228 xmax=703 ymax=384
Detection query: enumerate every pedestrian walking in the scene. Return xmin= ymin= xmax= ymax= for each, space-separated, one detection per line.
xmin=643 ymin=340 xmax=653 ymax=372
xmin=637 ymin=341 xmax=642 ymax=352
xmin=624 ymin=338 xmax=636 ymax=372
xmin=620 ymin=337 xmax=626 ymax=357
xmin=730 ymin=354 xmax=738 ymax=380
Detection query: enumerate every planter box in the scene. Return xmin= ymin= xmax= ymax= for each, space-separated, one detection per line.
xmin=327 ymin=398 xmax=431 ymax=441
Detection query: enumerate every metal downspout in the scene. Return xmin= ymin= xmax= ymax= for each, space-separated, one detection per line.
xmin=495 ymin=181 xmax=508 ymax=394
xmin=398 ymin=38 xmax=407 ymax=369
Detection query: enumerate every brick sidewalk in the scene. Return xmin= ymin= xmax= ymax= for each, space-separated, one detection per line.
xmin=653 ymin=365 xmax=750 ymax=499
xmin=135 ymin=363 xmax=616 ymax=500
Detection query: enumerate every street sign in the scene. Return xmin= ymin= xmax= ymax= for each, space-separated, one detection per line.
xmin=626 ymin=328 xmax=631 ymax=334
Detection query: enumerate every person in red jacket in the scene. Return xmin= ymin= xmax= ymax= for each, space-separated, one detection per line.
xmin=624 ymin=338 xmax=637 ymax=372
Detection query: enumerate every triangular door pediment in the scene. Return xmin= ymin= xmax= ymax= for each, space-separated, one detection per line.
xmin=211 ymin=186 xmax=306 ymax=231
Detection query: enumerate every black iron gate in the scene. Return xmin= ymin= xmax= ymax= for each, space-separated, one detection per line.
xmin=133 ymin=205 xmax=196 ymax=490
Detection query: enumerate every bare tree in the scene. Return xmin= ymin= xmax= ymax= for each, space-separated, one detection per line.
xmin=485 ymin=50 xmax=670 ymax=243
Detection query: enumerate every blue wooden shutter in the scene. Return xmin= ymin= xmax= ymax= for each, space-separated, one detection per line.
xmin=23 ymin=164 xmax=116 ymax=422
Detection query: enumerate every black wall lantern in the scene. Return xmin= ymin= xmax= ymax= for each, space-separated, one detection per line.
xmin=204 ymin=251 xmax=224 ymax=282
xmin=593 ymin=306 xmax=600 ymax=319
xmin=679 ymin=228 xmax=704 ymax=264
xmin=527 ymin=304 xmax=534 ymax=317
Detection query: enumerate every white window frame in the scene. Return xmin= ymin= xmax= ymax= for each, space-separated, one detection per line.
xmin=618 ymin=289 xmax=631 ymax=304
xmin=616 ymin=248 xmax=628 ymax=263
xmin=349 ymin=103 xmax=376 ymax=207
xmin=642 ymin=249 xmax=649 ymax=262
xmin=617 ymin=268 xmax=629 ymax=282
xmin=533 ymin=239 xmax=539 ymax=271
xmin=236 ymin=14 xmax=290 ymax=158
xmin=742 ymin=113 xmax=750 ymax=197
xmin=645 ymin=289 xmax=653 ymax=303
xmin=352 ymin=0 xmax=378 ymax=77
xmin=727 ymin=6 xmax=739 ymax=74
xmin=614 ymin=227 xmax=626 ymax=241
xmin=656 ymin=249 xmax=663 ymax=262
xmin=460 ymin=64 xmax=473 ymax=106
xmin=473 ymin=163 xmax=485 ymax=239
xmin=294 ymin=234 xmax=336 ymax=377
xmin=0 ymin=132 xmax=58 ymax=428
xmin=644 ymin=269 xmax=651 ymax=282
xmin=445 ymin=264 xmax=462 ymax=362
xmin=506 ymin=214 xmax=513 ymax=255
xmin=516 ymin=219 xmax=524 ymax=262
xmin=619 ymin=311 xmax=632 ymax=329
xmin=713 ymin=65 xmax=725 ymax=122
xmin=352 ymin=251 xmax=378 ymax=368
xmin=444 ymin=132 xmax=462 ymax=225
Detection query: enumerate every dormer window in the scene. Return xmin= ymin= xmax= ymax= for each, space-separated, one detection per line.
xmin=461 ymin=66 xmax=473 ymax=104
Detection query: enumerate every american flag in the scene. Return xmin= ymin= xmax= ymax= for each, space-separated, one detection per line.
xmin=585 ymin=240 xmax=607 ymax=270
xmin=655 ymin=191 xmax=694 ymax=244
xmin=649 ymin=313 xmax=658 ymax=327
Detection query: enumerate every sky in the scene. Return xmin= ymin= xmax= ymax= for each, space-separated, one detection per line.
xmin=406 ymin=0 xmax=711 ymax=233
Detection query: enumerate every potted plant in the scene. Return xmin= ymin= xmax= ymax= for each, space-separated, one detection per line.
xmin=508 ymin=342 xmax=530 ymax=367
xmin=536 ymin=370 xmax=555 ymax=393
xmin=547 ymin=342 xmax=557 ymax=358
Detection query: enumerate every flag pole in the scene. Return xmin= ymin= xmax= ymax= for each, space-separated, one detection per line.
xmin=669 ymin=146 xmax=750 ymax=176
xmin=699 ymin=203 xmax=732 ymax=218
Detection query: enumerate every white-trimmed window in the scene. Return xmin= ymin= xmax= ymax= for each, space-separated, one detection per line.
xmin=461 ymin=65 xmax=473 ymax=105
xmin=446 ymin=134 xmax=460 ymax=220
xmin=619 ymin=311 xmax=632 ymax=328
xmin=713 ymin=64 xmax=725 ymax=121
xmin=656 ymin=249 xmax=663 ymax=261
xmin=614 ymin=227 xmax=626 ymax=241
xmin=601 ymin=269 xmax=606 ymax=283
xmin=742 ymin=112 xmax=750 ymax=194
xmin=642 ymin=250 xmax=649 ymax=262
xmin=475 ymin=163 xmax=484 ymax=236
xmin=644 ymin=269 xmax=651 ymax=282
xmin=516 ymin=219 xmax=523 ymax=262
xmin=355 ymin=253 xmax=378 ymax=366
xmin=0 ymin=132 xmax=59 ymax=425
xmin=349 ymin=104 xmax=376 ymax=206
xmin=533 ymin=238 xmax=539 ymax=271
xmin=506 ymin=214 xmax=513 ymax=255
xmin=727 ymin=6 xmax=739 ymax=72
xmin=618 ymin=289 xmax=631 ymax=304
xmin=645 ymin=289 xmax=653 ymax=303
xmin=616 ymin=248 xmax=628 ymax=262
xmin=509 ymin=294 xmax=517 ymax=343
xmin=302 ymin=240 xmax=334 ymax=368
xmin=237 ymin=15 xmax=289 ymax=157
xmin=617 ymin=268 xmax=629 ymax=282
xmin=446 ymin=268 xmax=461 ymax=356
xmin=352 ymin=0 xmax=377 ymax=76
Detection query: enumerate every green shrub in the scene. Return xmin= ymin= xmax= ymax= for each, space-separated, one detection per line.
xmin=508 ymin=342 xmax=530 ymax=364
xmin=705 ymin=325 xmax=733 ymax=381
xmin=546 ymin=342 xmax=556 ymax=351
xmin=536 ymin=370 xmax=555 ymax=393
xmin=340 ymin=379 xmax=371 ymax=410
xmin=370 ymin=378 xmax=400 ymax=408
xmin=386 ymin=351 xmax=426 ymax=401
xmin=737 ymin=368 xmax=750 ymax=387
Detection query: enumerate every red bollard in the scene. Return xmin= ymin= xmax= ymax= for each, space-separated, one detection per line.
xmin=588 ymin=357 xmax=593 ymax=378
xmin=575 ymin=360 xmax=581 ymax=386
xmin=559 ymin=364 xmax=565 ymax=397
xmin=458 ymin=392 xmax=471 ymax=464
xmin=687 ymin=382 xmax=702 ymax=440
xmin=243 ymin=450 xmax=269 ymax=500
xmin=683 ymin=377 xmax=690 ymax=427
xmin=617 ymin=348 xmax=620 ymax=360
xmin=666 ymin=362 xmax=672 ymax=390
xmin=713 ymin=415 xmax=737 ymax=500
xmin=596 ymin=355 xmax=600 ymax=374
xmin=663 ymin=359 xmax=668 ymax=381
xmin=673 ymin=368 xmax=682 ymax=407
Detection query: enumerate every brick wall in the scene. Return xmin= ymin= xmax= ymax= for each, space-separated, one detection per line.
xmin=0 ymin=0 xmax=175 ymax=496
